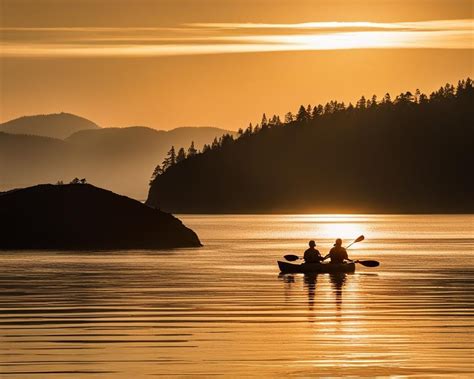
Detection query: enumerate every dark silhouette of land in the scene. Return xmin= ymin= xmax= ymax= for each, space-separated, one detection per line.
xmin=0 ymin=112 xmax=100 ymax=139
xmin=0 ymin=183 xmax=201 ymax=250
xmin=0 ymin=121 xmax=234 ymax=199
xmin=147 ymin=79 xmax=474 ymax=213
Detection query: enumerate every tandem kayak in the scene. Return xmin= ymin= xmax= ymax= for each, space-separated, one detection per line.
xmin=278 ymin=261 xmax=356 ymax=274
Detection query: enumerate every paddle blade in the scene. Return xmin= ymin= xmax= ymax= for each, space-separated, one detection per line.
xmin=357 ymin=260 xmax=379 ymax=267
xmin=354 ymin=235 xmax=365 ymax=243
xmin=284 ymin=254 xmax=300 ymax=262
xmin=345 ymin=235 xmax=365 ymax=249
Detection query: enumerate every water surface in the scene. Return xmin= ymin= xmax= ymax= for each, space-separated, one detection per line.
xmin=1 ymin=215 xmax=473 ymax=377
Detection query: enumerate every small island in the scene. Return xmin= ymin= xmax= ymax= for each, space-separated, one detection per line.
xmin=0 ymin=183 xmax=201 ymax=250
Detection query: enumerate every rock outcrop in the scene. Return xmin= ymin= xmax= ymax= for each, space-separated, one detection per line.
xmin=0 ymin=184 xmax=201 ymax=250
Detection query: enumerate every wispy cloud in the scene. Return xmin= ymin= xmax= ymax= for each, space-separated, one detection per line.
xmin=1 ymin=19 xmax=472 ymax=57
xmin=190 ymin=19 xmax=474 ymax=31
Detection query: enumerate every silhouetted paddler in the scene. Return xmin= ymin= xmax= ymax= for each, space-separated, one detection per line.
xmin=324 ymin=238 xmax=349 ymax=264
xmin=303 ymin=240 xmax=323 ymax=263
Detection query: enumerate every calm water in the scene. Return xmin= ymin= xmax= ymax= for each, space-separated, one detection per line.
xmin=1 ymin=215 xmax=473 ymax=378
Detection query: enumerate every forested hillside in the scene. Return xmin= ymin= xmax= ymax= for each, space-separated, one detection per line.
xmin=147 ymin=79 xmax=474 ymax=213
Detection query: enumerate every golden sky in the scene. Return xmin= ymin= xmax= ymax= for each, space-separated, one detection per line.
xmin=1 ymin=0 xmax=473 ymax=130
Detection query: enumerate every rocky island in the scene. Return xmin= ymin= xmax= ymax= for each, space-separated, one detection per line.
xmin=0 ymin=183 xmax=201 ymax=250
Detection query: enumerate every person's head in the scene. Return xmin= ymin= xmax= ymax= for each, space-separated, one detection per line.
xmin=309 ymin=240 xmax=316 ymax=248
xmin=335 ymin=238 xmax=342 ymax=247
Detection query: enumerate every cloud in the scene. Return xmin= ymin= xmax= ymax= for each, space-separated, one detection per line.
xmin=1 ymin=19 xmax=472 ymax=57
xmin=189 ymin=19 xmax=474 ymax=31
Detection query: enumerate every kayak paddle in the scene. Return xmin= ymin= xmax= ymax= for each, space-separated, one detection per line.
xmin=284 ymin=254 xmax=301 ymax=262
xmin=346 ymin=235 xmax=365 ymax=248
xmin=351 ymin=260 xmax=380 ymax=267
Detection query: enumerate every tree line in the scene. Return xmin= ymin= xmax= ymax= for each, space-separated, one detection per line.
xmin=150 ymin=78 xmax=473 ymax=187
xmin=147 ymin=78 xmax=473 ymax=213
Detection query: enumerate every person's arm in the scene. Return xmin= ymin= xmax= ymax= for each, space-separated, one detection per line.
xmin=322 ymin=249 xmax=332 ymax=261
xmin=316 ymin=250 xmax=323 ymax=261
xmin=343 ymin=248 xmax=349 ymax=261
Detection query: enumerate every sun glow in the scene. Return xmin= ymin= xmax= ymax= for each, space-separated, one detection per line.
xmin=1 ymin=19 xmax=472 ymax=57
xmin=283 ymin=215 xmax=368 ymax=245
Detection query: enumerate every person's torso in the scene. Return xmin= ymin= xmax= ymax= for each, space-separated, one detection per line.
xmin=329 ymin=247 xmax=347 ymax=263
xmin=304 ymin=248 xmax=321 ymax=262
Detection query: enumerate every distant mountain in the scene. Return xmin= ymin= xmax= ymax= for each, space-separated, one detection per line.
xmin=0 ymin=132 xmax=77 ymax=190
xmin=67 ymin=126 xmax=231 ymax=150
xmin=147 ymin=78 xmax=474 ymax=213
xmin=0 ymin=125 xmax=235 ymax=199
xmin=0 ymin=183 xmax=201 ymax=250
xmin=0 ymin=112 xmax=100 ymax=139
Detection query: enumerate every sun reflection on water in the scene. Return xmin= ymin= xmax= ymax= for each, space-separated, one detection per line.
xmin=1 ymin=215 xmax=472 ymax=377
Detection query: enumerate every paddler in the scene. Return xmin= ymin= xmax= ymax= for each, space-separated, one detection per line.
xmin=324 ymin=238 xmax=349 ymax=264
xmin=303 ymin=240 xmax=323 ymax=263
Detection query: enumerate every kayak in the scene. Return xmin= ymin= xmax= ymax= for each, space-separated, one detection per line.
xmin=278 ymin=261 xmax=356 ymax=274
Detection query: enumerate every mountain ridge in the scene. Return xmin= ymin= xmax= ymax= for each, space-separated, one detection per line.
xmin=1 ymin=121 xmax=235 ymax=199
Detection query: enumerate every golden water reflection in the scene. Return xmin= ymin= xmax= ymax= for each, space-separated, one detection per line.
xmin=0 ymin=215 xmax=472 ymax=377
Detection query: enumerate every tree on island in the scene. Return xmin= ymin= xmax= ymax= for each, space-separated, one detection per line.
xmin=70 ymin=177 xmax=87 ymax=184
xmin=149 ymin=164 xmax=163 ymax=185
xmin=162 ymin=146 xmax=176 ymax=171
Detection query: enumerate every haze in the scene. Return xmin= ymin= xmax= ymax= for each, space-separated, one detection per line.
xmin=1 ymin=0 xmax=473 ymax=130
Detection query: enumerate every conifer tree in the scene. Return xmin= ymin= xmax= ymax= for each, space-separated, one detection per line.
xmin=444 ymin=83 xmax=455 ymax=98
xmin=312 ymin=104 xmax=324 ymax=118
xmin=149 ymin=164 xmax=163 ymax=185
xmin=296 ymin=105 xmax=308 ymax=122
xmin=356 ymin=96 xmax=367 ymax=109
xmin=324 ymin=102 xmax=332 ymax=114
xmin=187 ymin=141 xmax=197 ymax=157
xmin=370 ymin=95 xmax=377 ymax=108
xmin=176 ymin=147 xmax=186 ymax=163
xmin=245 ymin=123 xmax=253 ymax=135
xmin=221 ymin=133 xmax=234 ymax=146
xmin=169 ymin=146 xmax=176 ymax=165
xmin=306 ymin=104 xmax=312 ymax=118
xmin=268 ymin=115 xmax=279 ymax=127
xmin=419 ymin=93 xmax=428 ymax=104
xmin=284 ymin=112 xmax=294 ymax=123
xmin=162 ymin=146 xmax=176 ymax=171
xmin=395 ymin=91 xmax=414 ymax=104
xmin=415 ymin=89 xmax=421 ymax=103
